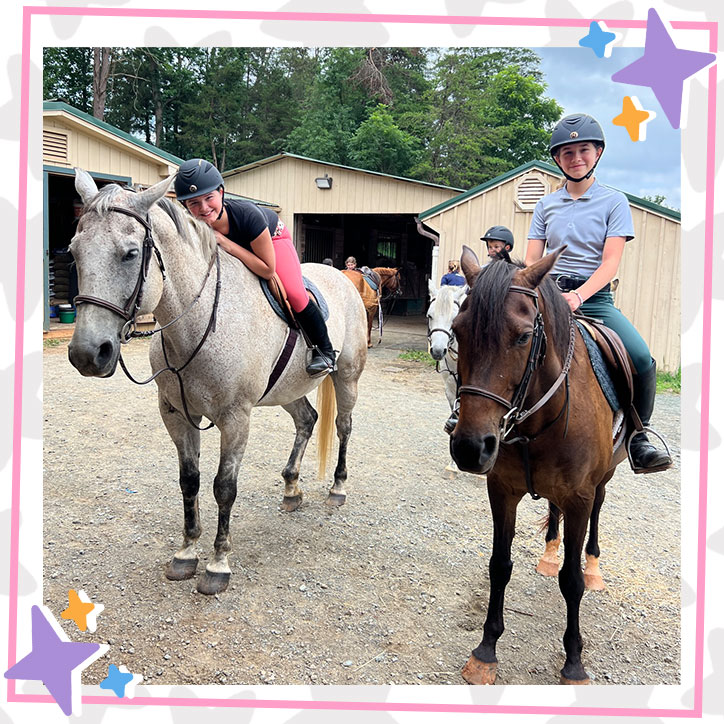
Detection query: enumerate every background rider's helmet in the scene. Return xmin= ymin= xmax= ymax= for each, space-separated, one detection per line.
xmin=480 ymin=225 xmax=514 ymax=250
xmin=174 ymin=158 xmax=224 ymax=201
xmin=549 ymin=113 xmax=606 ymax=157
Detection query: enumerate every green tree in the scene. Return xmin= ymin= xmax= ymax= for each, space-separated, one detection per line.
xmin=348 ymin=104 xmax=420 ymax=175
xmin=43 ymin=47 xmax=94 ymax=111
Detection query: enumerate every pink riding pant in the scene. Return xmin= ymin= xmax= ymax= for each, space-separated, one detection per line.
xmin=271 ymin=222 xmax=310 ymax=313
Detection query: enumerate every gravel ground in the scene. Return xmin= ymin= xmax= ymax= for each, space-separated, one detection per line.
xmin=43 ymin=318 xmax=681 ymax=687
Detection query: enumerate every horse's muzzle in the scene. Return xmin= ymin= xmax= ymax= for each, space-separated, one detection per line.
xmin=449 ymin=429 xmax=499 ymax=474
xmin=68 ymin=332 xmax=120 ymax=377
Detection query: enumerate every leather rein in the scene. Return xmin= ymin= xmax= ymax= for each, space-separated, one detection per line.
xmin=457 ymin=284 xmax=576 ymax=499
xmin=73 ymin=205 xmax=221 ymax=431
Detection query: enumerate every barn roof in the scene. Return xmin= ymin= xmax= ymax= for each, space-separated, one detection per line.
xmin=418 ymin=160 xmax=681 ymax=223
xmin=43 ymin=101 xmax=185 ymax=166
xmin=223 ymin=152 xmax=466 ymax=193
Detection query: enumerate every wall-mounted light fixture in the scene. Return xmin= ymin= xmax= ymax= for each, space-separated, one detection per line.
xmin=315 ymin=174 xmax=333 ymax=189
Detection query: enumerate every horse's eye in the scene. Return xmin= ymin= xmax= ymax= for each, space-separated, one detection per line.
xmin=516 ymin=332 xmax=533 ymax=345
xmin=123 ymin=248 xmax=139 ymax=262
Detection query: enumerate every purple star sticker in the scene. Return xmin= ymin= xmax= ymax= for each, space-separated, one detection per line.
xmin=611 ymin=8 xmax=715 ymax=129
xmin=4 ymin=605 xmax=108 ymax=716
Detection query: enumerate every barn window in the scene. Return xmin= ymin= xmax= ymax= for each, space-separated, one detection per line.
xmin=43 ymin=129 xmax=70 ymax=166
xmin=514 ymin=174 xmax=548 ymax=211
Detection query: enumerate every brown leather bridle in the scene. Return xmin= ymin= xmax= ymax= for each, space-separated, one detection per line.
xmin=456 ymin=284 xmax=577 ymax=497
xmin=73 ymin=204 xmax=221 ymax=431
xmin=74 ymin=206 xmax=167 ymax=341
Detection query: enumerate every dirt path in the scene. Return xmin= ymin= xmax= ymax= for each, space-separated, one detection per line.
xmin=43 ymin=323 xmax=680 ymax=686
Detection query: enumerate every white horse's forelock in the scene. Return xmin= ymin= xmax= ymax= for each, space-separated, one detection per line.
xmin=431 ymin=284 xmax=458 ymax=318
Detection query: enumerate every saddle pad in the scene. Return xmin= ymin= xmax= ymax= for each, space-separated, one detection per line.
xmin=260 ymin=276 xmax=329 ymax=323
xmin=576 ymin=321 xmax=620 ymax=412
xmin=358 ymin=267 xmax=380 ymax=292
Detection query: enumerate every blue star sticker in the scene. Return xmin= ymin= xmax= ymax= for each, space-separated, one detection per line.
xmin=579 ymin=21 xmax=618 ymax=59
xmin=99 ymin=664 xmax=142 ymax=699
xmin=4 ymin=605 xmax=108 ymax=716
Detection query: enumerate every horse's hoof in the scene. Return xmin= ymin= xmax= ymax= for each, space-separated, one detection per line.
xmin=461 ymin=656 xmax=497 ymax=685
xmin=197 ymin=570 xmax=230 ymax=595
xmin=165 ymin=556 xmax=198 ymax=581
xmin=536 ymin=559 xmax=559 ymax=577
xmin=560 ymin=675 xmax=591 ymax=685
xmin=281 ymin=494 xmax=303 ymax=512
xmin=584 ymin=573 xmax=606 ymax=591
xmin=325 ymin=492 xmax=347 ymax=507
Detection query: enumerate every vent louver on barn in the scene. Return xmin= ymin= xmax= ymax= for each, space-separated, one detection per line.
xmin=43 ymin=130 xmax=69 ymax=166
xmin=515 ymin=175 xmax=547 ymax=210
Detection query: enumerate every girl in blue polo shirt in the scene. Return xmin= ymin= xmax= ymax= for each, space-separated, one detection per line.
xmin=526 ymin=113 xmax=672 ymax=474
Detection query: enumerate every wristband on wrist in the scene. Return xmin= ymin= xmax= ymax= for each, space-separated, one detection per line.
xmin=573 ymin=291 xmax=584 ymax=307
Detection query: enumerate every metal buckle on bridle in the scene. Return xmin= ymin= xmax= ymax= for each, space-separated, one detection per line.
xmin=500 ymin=406 xmax=519 ymax=440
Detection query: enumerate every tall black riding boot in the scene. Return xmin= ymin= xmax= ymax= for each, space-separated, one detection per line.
xmin=629 ymin=359 xmax=673 ymax=473
xmin=295 ymin=302 xmax=337 ymax=376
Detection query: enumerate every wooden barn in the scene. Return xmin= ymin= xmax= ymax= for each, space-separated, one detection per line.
xmin=417 ymin=161 xmax=681 ymax=372
xmin=221 ymin=152 xmax=463 ymax=313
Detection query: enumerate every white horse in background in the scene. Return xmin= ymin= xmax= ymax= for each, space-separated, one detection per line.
xmin=426 ymin=280 xmax=468 ymax=471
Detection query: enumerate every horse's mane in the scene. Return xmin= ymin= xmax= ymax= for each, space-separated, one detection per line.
xmin=80 ymin=183 xmax=216 ymax=264
xmin=467 ymin=258 xmax=571 ymax=361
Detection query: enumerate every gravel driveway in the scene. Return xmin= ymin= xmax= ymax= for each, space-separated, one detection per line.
xmin=43 ymin=318 xmax=681 ymax=686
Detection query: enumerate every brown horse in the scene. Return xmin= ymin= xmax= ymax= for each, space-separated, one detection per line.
xmin=449 ymin=245 xmax=628 ymax=685
xmin=342 ymin=267 xmax=401 ymax=347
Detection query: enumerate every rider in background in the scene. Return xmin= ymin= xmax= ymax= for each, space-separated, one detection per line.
xmin=440 ymin=260 xmax=466 ymax=287
xmin=175 ymin=158 xmax=335 ymax=376
xmin=481 ymin=225 xmax=514 ymax=263
xmin=526 ymin=113 xmax=672 ymax=474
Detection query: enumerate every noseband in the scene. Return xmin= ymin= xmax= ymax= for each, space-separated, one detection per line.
xmin=458 ymin=284 xmax=576 ymax=439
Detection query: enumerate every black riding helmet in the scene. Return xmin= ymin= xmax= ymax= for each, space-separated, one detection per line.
xmin=480 ymin=225 xmax=514 ymax=250
xmin=175 ymin=158 xmax=225 ymax=202
xmin=549 ymin=113 xmax=605 ymax=182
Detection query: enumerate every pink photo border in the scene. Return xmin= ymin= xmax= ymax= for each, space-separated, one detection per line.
xmin=10 ymin=6 xmax=717 ymax=717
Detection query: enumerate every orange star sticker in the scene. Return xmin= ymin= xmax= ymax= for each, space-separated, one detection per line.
xmin=61 ymin=589 xmax=99 ymax=632
xmin=612 ymin=96 xmax=656 ymax=142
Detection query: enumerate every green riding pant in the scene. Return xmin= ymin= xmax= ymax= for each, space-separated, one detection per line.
xmin=579 ymin=290 xmax=652 ymax=374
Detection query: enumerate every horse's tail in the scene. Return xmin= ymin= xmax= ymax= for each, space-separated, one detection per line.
xmin=316 ymin=375 xmax=337 ymax=480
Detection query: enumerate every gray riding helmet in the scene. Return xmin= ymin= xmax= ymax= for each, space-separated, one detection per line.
xmin=480 ymin=225 xmax=514 ymax=250
xmin=174 ymin=158 xmax=224 ymax=201
xmin=549 ymin=113 xmax=605 ymax=182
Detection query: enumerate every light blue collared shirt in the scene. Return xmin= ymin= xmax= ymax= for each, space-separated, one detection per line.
xmin=527 ymin=180 xmax=634 ymax=276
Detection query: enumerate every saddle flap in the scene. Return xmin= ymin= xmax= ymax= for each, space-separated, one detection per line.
xmin=576 ymin=314 xmax=635 ymax=410
xmin=267 ymin=274 xmax=298 ymax=328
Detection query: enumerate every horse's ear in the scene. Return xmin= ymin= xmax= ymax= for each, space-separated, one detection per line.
xmin=515 ymin=245 xmax=567 ymax=289
xmin=428 ymin=278 xmax=438 ymax=300
xmin=131 ymin=175 xmax=177 ymax=215
xmin=460 ymin=245 xmax=481 ymax=287
xmin=454 ymin=284 xmax=468 ymax=301
xmin=74 ymin=168 xmax=98 ymax=204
